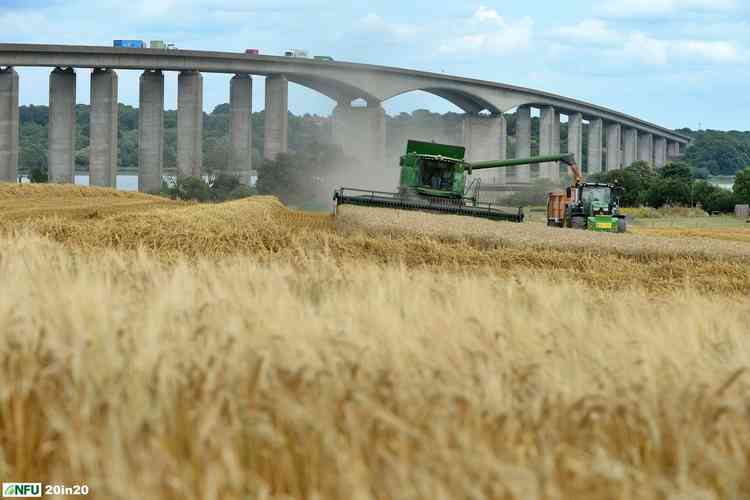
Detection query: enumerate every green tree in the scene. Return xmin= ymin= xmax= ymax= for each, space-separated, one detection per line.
xmin=703 ymin=189 xmax=737 ymax=213
xmin=684 ymin=132 xmax=750 ymax=176
xmin=733 ymin=167 xmax=750 ymax=203
xmin=588 ymin=160 xmax=656 ymax=207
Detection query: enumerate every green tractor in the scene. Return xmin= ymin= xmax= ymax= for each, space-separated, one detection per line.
xmin=333 ymin=140 xmax=575 ymax=222
xmin=546 ymin=165 xmax=627 ymax=232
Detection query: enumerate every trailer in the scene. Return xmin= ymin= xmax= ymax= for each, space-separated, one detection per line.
xmin=284 ymin=49 xmax=308 ymax=57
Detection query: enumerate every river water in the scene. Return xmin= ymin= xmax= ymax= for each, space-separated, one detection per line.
xmin=74 ymin=175 xmax=140 ymax=190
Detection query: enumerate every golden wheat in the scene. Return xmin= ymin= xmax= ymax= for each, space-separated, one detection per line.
xmin=1 ymin=184 xmax=750 ymax=499
xmin=1 ymin=234 xmax=750 ymax=499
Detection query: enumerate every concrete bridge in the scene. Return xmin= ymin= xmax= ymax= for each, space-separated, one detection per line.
xmin=0 ymin=43 xmax=691 ymax=191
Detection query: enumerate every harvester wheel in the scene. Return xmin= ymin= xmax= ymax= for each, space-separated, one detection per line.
xmin=571 ymin=216 xmax=586 ymax=230
xmin=617 ymin=218 xmax=627 ymax=233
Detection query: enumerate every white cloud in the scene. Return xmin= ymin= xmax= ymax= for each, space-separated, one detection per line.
xmin=622 ymin=32 xmax=669 ymax=64
xmin=671 ymin=39 xmax=744 ymax=63
xmin=474 ymin=5 xmax=504 ymax=25
xmin=359 ymin=13 xmax=422 ymax=40
xmin=622 ymin=32 xmax=745 ymax=65
xmin=439 ymin=8 xmax=533 ymax=55
xmin=600 ymin=0 xmax=737 ymax=18
xmin=553 ymin=19 xmax=620 ymax=46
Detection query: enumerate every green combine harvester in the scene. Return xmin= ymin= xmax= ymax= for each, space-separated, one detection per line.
xmin=333 ymin=140 xmax=575 ymax=223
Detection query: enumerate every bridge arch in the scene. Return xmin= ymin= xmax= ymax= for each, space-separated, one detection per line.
xmin=380 ymin=86 xmax=501 ymax=114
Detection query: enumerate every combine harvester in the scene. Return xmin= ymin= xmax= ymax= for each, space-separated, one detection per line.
xmin=333 ymin=140 xmax=574 ymax=223
xmin=334 ymin=139 xmax=626 ymax=231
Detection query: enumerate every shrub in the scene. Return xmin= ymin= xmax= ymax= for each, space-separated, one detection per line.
xmin=29 ymin=166 xmax=48 ymax=183
xmin=703 ymin=189 xmax=737 ymax=214
xmin=176 ymin=176 xmax=210 ymax=202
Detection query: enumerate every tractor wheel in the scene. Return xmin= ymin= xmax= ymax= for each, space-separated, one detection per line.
xmin=617 ymin=218 xmax=627 ymax=233
xmin=571 ymin=216 xmax=586 ymax=230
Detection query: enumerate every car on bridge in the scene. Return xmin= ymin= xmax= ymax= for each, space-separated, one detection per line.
xmin=313 ymin=55 xmax=334 ymax=62
xmin=245 ymin=48 xmax=260 ymax=55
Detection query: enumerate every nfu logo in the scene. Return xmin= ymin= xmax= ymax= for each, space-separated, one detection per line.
xmin=2 ymin=483 xmax=42 ymax=498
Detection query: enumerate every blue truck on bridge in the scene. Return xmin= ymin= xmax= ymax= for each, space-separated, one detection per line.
xmin=113 ymin=40 xmax=145 ymax=48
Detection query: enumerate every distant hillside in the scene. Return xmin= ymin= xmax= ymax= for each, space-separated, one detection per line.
xmin=676 ymin=128 xmax=750 ymax=176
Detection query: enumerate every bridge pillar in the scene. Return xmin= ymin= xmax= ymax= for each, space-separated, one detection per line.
xmin=514 ymin=106 xmax=531 ymax=182
xmin=0 ymin=67 xmax=19 ymax=183
xmin=587 ymin=118 xmax=603 ymax=174
xmin=539 ymin=106 xmax=560 ymax=180
xmin=138 ymin=70 xmax=164 ymax=193
xmin=462 ymin=113 xmax=506 ymax=185
xmin=654 ymin=137 xmax=667 ymax=167
xmin=567 ymin=113 xmax=583 ymax=166
xmin=623 ymin=127 xmax=637 ymax=168
xmin=177 ymin=70 xmax=203 ymax=177
xmin=332 ymin=102 xmax=386 ymax=167
xmin=48 ymin=67 xmax=76 ymax=183
xmin=230 ymin=74 xmax=253 ymax=184
xmin=638 ymin=133 xmax=653 ymax=165
xmin=89 ymin=69 xmax=118 ymax=188
xmin=667 ymin=141 xmax=681 ymax=159
xmin=606 ymin=123 xmax=621 ymax=171
xmin=264 ymin=75 xmax=288 ymax=160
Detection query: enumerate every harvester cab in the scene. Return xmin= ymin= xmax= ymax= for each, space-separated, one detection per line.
xmin=334 ymin=140 xmax=578 ymax=223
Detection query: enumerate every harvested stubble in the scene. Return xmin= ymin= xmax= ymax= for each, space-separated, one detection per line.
xmin=335 ymin=205 xmax=750 ymax=261
xmin=632 ymin=227 xmax=750 ymax=244
xmin=2 ymin=234 xmax=750 ymax=499
xmin=0 ymin=181 xmax=180 ymax=221
xmin=3 ymin=193 xmax=750 ymax=294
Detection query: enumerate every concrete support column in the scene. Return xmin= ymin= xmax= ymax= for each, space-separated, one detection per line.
xmin=177 ymin=70 xmax=203 ymax=177
xmin=264 ymin=75 xmax=288 ymax=160
xmin=230 ymin=74 xmax=252 ymax=184
xmin=514 ymin=106 xmax=531 ymax=182
xmin=0 ymin=67 xmax=19 ymax=182
xmin=567 ymin=113 xmax=583 ymax=167
xmin=606 ymin=123 xmax=621 ymax=171
xmin=539 ymin=106 xmax=560 ymax=179
xmin=48 ymin=67 xmax=76 ymax=183
xmin=89 ymin=69 xmax=118 ymax=188
xmin=332 ymin=103 xmax=386 ymax=168
xmin=638 ymin=133 xmax=653 ymax=165
xmin=462 ymin=113 xmax=506 ymax=185
xmin=587 ymin=118 xmax=603 ymax=174
xmin=138 ymin=70 xmax=164 ymax=193
xmin=623 ymin=128 xmax=637 ymax=167
xmin=654 ymin=137 xmax=667 ymax=167
xmin=667 ymin=141 xmax=680 ymax=159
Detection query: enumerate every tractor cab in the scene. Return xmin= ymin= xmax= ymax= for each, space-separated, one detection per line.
xmin=579 ymin=183 xmax=615 ymax=214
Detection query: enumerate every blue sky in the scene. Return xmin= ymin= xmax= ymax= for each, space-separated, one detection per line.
xmin=1 ymin=0 xmax=749 ymax=130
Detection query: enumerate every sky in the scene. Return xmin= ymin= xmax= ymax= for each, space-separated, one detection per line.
xmin=1 ymin=0 xmax=749 ymax=131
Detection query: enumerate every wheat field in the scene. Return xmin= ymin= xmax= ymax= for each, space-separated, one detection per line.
xmin=1 ymin=183 xmax=750 ymax=499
